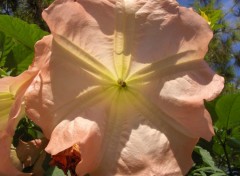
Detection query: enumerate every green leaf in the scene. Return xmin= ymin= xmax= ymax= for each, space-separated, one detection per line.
xmin=0 ymin=31 xmax=15 ymax=66
xmin=226 ymin=137 xmax=240 ymax=151
xmin=199 ymin=170 xmax=207 ymax=176
xmin=27 ymin=128 xmax=38 ymax=138
xmin=199 ymin=6 xmax=223 ymax=31
xmin=231 ymin=126 xmax=240 ymax=140
xmin=192 ymin=166 xmax=226 ymax=174
xmin=5 ymin=43 xmax=33 ymax=75
xmin=44 ymin=166 xmax=67 ymax=176
xmin=0 ymin=15 xmax=48 ymax=50
xmin=215 ymin=94 xmax=240 ymax=129
xmin=210 ymin=173 xmax=227 ymax=176
xmin=0 ymin=16 xmax=48 ymax=75
xmin=194 ymin=146 xmax=216 ymax=168
xmin=0 ymin=67 xmax=8 ymax=77
xmin=212 ymin=136 xmax=224 ymax=156
xmin=205 ymin=99 xmax=218 ymax=123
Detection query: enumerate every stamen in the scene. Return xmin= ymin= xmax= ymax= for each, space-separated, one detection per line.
xmin=117 ymin=79 xmax=127 ymax=88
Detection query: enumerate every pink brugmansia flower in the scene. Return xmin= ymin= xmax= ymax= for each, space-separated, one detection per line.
xmin=25 ymin=0 xmax=224 ymax=175
xmin=0 ymin=35 xmax=51 ymax=176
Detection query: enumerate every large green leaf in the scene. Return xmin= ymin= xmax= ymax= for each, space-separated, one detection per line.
xmin=5 ymin=43 xmax=33 ymax=75
xmin=0 ymin=31 xmax=15 ymax=66
xmin=215 ymin=94 xmax=240 ymax=129
xmin=204 ymin=99 xmax=218 ymax=123
xmin=0 ymin=15 xmax=48 ymax=50
xmin=231 ymin=126 xmax=240 ymax=140
xmin=0 ymin=31 xmax=5 ymax=64
xmin=226 ymin=137 xmax=240 ymax=151
xmin=0 ymin=15 xmax=48 ymax=75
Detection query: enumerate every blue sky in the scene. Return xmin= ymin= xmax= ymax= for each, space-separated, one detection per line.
xmin=177 ymin=0 xmax=240 ymax=80
xmin=177 ymin=0 xmax=238 ymax=25
xmin=177 ymin=0 xmax=192 ymax=6
xmin=177 ymin=0 xmax=233 ymax=9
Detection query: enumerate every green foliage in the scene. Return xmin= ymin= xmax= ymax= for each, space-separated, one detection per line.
xmin=215 ymin=94 xmax=240 ymax=129
xmin=44 ymin=166 xmax=67 ymax=176
xmin=199 ymin=5 xmax=224 ymax=31
xmin=190 ymin=94 xmax=240 ymax=175
xmin=0 ymin=0 xmax=239 ymax=175
xmin=194 ymin=146 xmax=216 ymax=168
xmin=0 ymin=15 xmax=48 ymax=76
xmin=189 ymin=145 xmax=227 ymax=175
xmin=4 ymin=43 xmax=33 ymax=74
xmin=14 ymin=0 xmax=53 ymax=31
xmin=0 ymin=15 xmax=48 ymax=49
xmin=193 ymin=0 xmax=240 ymax=89
xmin=0 ymin=0 xmax=54 ymax=31
xmin=13 ymin=117 xmax=43 ymax=147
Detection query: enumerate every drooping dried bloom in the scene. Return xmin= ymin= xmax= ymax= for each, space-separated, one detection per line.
xmin=25 ymin=0 xmax=224 ymax=175
xmin=0 ymin=35 xmax=52 ymax=175
xmin=50 ymin=144 xmax=81 ymax=176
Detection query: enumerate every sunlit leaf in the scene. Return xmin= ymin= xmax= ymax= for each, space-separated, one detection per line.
xmin=0 ymin=16 xmax=48 ymax=76
xmin=5 ymin=43 xmax=33 ymax=75
xmin=0 ymin=31 xmax=15 ymax=66
xmin=215 ymin=94 xmax=240 ymax=129
xmin=194 ymin=146 xmax=216 ymax=168
xmin=190 ymin=166 xmax=226 ymax=175
xmin=199 ymin=5 xmax=223 ymax=31
xmin=0 ymin=15 xmax=48 ymax=50
xmin=0 ymin=68 xmax=8 ymax=77
xmin=210 ymin=173 xmax=228 ymax=176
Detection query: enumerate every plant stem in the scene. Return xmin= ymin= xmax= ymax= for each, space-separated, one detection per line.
xmin=215 ymin=132 xmax=233 ymax=175
xmin=222 ymin=142 xmax=233 ymax=175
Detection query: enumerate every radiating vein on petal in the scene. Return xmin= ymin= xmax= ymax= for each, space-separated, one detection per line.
xmin=53 ymin=34 xmax=115 ymax=82
xmin=113 ymin=0 xmax=136 ymax=80
xmin=42 ymin=0 xmax=116 ymax=76
xmin=127 ymin=50 xmax=203 ymax=84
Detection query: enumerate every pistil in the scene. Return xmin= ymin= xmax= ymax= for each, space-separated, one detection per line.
xmin=117 ymin=79 xmax=127 ymax=88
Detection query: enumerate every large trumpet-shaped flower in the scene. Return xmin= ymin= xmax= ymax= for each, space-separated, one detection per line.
xmin=0 ymin=35 xmax=51 ymax=175
xmin=25 ymin=0 xmax=224 ymax=175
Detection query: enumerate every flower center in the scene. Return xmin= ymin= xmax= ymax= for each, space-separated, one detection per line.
xmin=117 ymin=79 xmax=127 ymax=88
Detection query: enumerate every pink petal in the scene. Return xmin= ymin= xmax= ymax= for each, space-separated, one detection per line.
xmin=134 ymin=61 xmax=224 ymax=141
xmin=156 ymin=65 xmax=224 ymax=140
xmin=24 ymin=0 xmax=224 ymax=175
xmin=0 ymin=70 xmax=37 ymax=134
xmin=25 ymin=37 xmax=105 ymax=138
xmin=16 ymin=138 xmax=48 ymax=168
xmin=0 ymin=35 xmax=51 ymax=175
xmin=132 ymin=3 xmax=213 ymax=63
xmin=30 ymin=35 xmax=53 ymax=71
xmin=0 ymin=71 xmax=36 ymax=175
xmin=42 ymin=0 xmax=116 ymax=74
xmin=46 ymin=112 xmax=105 ymax=175
xmin=0 ymin=132 xmax=26 ymax=176
xmin=43 ymin=0 xmax=212 ymax=65
xmin=45 ymin=91 xmax=198 ymax=175
xmin=0 ymin=35 xmax=52 ymax=134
